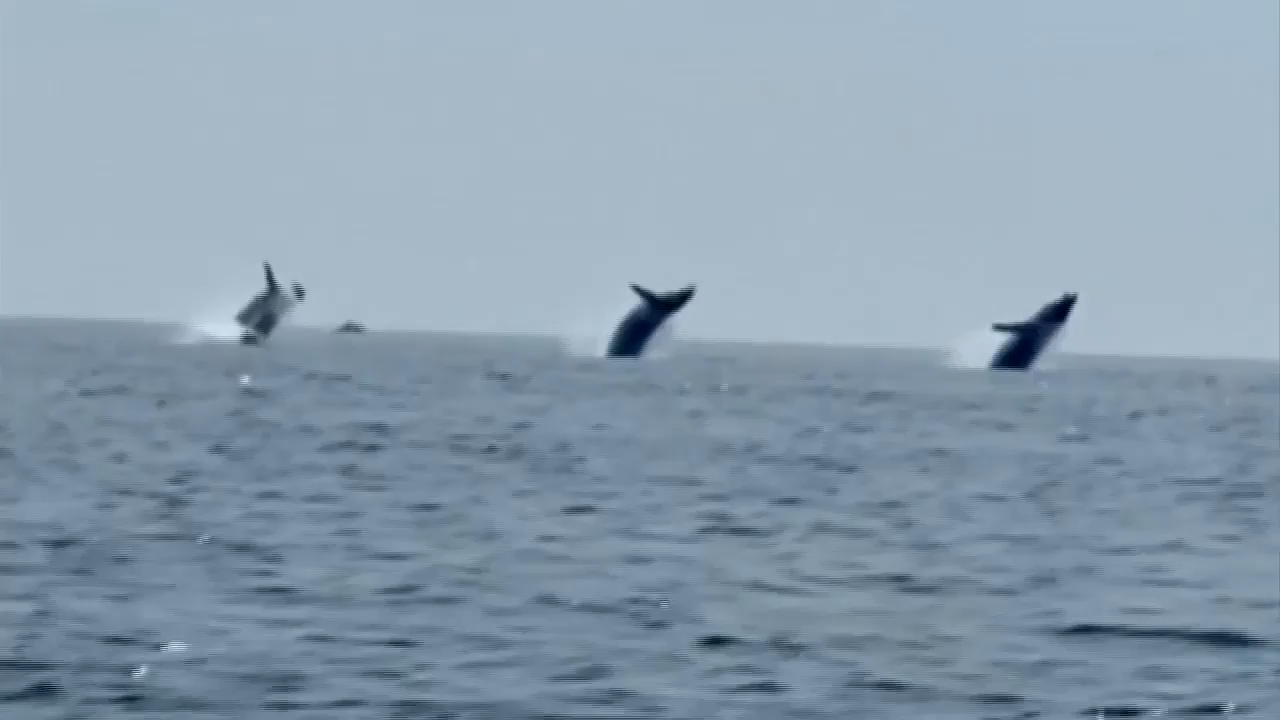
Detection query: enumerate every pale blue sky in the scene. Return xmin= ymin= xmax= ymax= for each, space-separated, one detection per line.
xmin=3 ymin=1 xmax=1277 ymax=358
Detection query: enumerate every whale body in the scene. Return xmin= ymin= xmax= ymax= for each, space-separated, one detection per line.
xmin=605 ymin=283 xmax=697 ymax=358
xmin=235 ymin=262 xmax=306 ymax=345
xmin=989 ymin=292 xmax=1078 ymax=370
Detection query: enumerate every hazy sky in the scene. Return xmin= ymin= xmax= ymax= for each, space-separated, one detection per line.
xmin=3 ymin=1 xmax=1277 ymax=358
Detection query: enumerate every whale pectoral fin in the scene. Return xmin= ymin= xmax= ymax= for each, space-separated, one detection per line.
xmin=629 ymin=283 xmax=661 ymax=306
xmin=234 ymin=297 xmax=259 ymax=327
xmin=992 ymin=322 xmax=1029 ymax=333
xmin=263 ymin=262 xmax=280 ymax=292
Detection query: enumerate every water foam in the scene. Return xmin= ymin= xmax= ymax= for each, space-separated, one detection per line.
xmin=173 ymin=318 xmax=243 ymax=345
xmin=945 ymin=327 xmax=1006 ymax=369
xmin=171 ymin=292 xmax=253 ymax=345
xmin=944 ymin=325 xmax=1069 ymax=371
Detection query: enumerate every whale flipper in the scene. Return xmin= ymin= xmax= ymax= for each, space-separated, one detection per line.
xmin=992 ymin=322 xmax=1031 ymax=333
xmin=607 ymin=282 xmax=698 ymax=357
xmin=263 ymin=262 xmax=280 ymax=292
xmin=629 ymin=283 xmax=661 ymax=306
xmin=234 ymin=262 xmax=304 ymax=346
xmin=988 ymin=292 xmax=1079 ymax=370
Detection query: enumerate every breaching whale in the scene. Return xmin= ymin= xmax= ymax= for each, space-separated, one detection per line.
xmin=605 ymin=283 xmax=696 ymax=357
xmin=235 ymin=262 xmax=306 ymax=346
xmin=989 ymin=292 xmax=1078 ymax=370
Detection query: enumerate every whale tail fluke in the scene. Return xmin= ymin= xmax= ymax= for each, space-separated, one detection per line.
xmin=629 ymin=283 xmax=661 ymax=306
xmin=630 ymin=283 xmax=697 ymax=312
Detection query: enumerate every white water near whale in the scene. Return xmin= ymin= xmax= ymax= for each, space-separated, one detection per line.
xmin=946 ymin=327 xmax=1009 ymax=370
xmin=177 ymin=321 xmax=249 ymax=345
xmin=173 ymin=301 xmax=250 ymax=345
xmin=946 ymin=325 xmax=1069 ymax=371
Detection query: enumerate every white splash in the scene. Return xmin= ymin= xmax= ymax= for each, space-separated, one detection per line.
xmin=171 ymin=288 xmax=254 ymax=345
xmin=173 ymin=319 xmax=243 ymax=345
xmin=944 ymin=325 xmax=1070 ymax=371
xmin=945 ymin=327 xmax=1006 ymax=369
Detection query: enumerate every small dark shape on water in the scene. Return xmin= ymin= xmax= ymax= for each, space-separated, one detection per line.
xmin=334 ymin=321 xmax=367 ymax=334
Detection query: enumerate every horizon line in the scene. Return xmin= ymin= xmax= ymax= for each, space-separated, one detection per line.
xmin=1 ymin=312 xmax=1277 ymax=364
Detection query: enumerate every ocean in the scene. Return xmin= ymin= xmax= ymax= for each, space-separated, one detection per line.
xmin=1 ymin=317 xmax=1276 ymax=719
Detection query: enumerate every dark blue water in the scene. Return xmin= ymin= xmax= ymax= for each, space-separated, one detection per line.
xmin=1 ymin=318 xmax=1276 ymax=719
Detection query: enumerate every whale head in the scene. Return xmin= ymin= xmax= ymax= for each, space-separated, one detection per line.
xmin=1039 ymin=292 xmax=1077 ymax=325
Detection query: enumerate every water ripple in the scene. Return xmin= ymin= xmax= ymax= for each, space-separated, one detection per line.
xmin=1 ymin=320 xmax=1276 ymax=719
